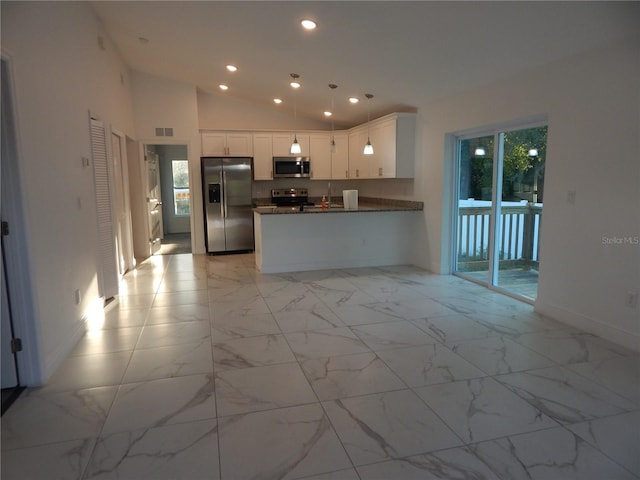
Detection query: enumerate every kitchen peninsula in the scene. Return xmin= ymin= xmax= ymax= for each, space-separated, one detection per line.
xmin=253 ymin=198 xmax=423 ymax=273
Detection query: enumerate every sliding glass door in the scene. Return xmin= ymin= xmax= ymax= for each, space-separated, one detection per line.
xmin=454 ymin=125 xmax=547 ymax=300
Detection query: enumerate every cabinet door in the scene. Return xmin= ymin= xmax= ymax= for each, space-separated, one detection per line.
xmin=226 ymin=133 xmax=253 ymax=156
xmin=309 ymin=134 xmax=332 ymax=180
xmin=348 ymin=129 xmax=371 ymax=178
xmin=202 ymin=133 xmax=227 ymax=156
xmin=371 ymin=119 xmax=396 ymax=178
xmin=272 ymin=133 xmax=310 ymax=156
xmin=331 ymin=133 xmax=349 ymax=180
xmin=272 ymin=134 xmax=293 ymax=156
xmin=253 ymin=134 xmax=273 ymax=180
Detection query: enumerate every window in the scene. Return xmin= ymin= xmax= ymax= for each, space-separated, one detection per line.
xmin=171 ymin=160 xmax=190 ymax=216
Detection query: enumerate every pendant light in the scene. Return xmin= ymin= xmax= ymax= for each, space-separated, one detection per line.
xmin=328 ymin=84 xmax=338 ymax=153
xmin=290 ymin=73 xmax=302 ymax=154
xmin=363 ymin=93 xmax=374 ymax=155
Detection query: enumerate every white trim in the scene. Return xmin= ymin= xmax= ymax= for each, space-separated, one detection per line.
xmin=41 ymin=319 xmax=86 ymax=382
xmin=1 ymin=52 xmax=45 ymax=386
xmin=535 ymin=300 xmax=639 ymax=352
xmin=110 ymin=127 xmax=136 ymax=274
xmin=141 ymin=139 xmax=195 ymax=253
xmin=454 ymin=114 xmax=548 ymax=140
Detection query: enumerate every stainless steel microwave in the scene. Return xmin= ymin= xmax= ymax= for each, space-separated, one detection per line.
xmin=273 ymin=156 xmax=310 ymax=178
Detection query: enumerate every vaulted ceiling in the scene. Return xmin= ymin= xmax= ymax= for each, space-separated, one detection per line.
xmin=91 ymin=1 xmax=639 ymax=128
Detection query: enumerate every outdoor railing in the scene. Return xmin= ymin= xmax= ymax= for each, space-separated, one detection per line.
xmin=457 ymin=201 xmax=542 ymax=271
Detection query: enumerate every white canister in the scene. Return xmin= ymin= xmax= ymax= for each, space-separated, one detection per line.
xmin=342 ymin=190 xmax=358 ymax=210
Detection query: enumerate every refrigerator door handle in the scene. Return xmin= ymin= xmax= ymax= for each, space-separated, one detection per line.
xmin=222 ymin=171 xmax=228 ymax=218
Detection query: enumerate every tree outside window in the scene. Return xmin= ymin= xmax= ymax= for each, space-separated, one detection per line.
xmin=172 ymin=160 xmax=190 ymax=216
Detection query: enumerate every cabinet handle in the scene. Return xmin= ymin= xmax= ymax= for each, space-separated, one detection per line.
xmin=356 ymin=169 xmax=360 ymax=177
xmin=345 ymin=170 xmax=348 ymax=179
xmin=379 ymin=167 xmax=383 ymax=176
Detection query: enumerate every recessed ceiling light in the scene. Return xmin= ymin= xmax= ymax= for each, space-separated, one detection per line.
xmin=324 ymin=111 xmax=332 ymax=117
xmin=219 ymin=84 xmax=229 ymax=91
xmin=273 ymin=98 xmax=283 ymax=104
xmin=226 ymin=65 xmax=238 ymax=72
xmin=301 ymin=19 xmax=317 ymax=30
xmin=348 ymin=97 xmax=359 ymax=104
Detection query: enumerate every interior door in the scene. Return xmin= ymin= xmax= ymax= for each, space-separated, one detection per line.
xmin=1 ymin=58 xmax=18 ymax=388
xmin=111 ymin=131 xmax=134 ymax=274
xmin=1 ymin=242 xmax=17 ymax=388
xmin=146 ymin=149 xmax=163 ymax=255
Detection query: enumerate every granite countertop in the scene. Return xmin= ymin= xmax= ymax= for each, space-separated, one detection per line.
xmin=253 ymin=197 xmax=423 ymax=215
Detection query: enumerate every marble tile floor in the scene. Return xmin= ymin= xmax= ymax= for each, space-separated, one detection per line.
xmin=1 ymin=253 xmax=639 ymax=480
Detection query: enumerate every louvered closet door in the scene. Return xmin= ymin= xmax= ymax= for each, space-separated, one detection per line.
xmin=90 ymin=118 xmax=119 ymax=299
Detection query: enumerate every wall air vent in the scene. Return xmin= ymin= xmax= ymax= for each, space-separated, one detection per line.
xmin=155 ymin=128 xmax=164 ymax=136
xmin=164 ymin=128 xmax=174 ymax=137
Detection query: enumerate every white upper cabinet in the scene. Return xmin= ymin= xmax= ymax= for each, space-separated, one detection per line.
xmin=272 ymin=133 xmax=310 ymax=157
xmin=309 ymin=134 xmax=332 ymax=180
xmin=202 ymin=113 xmax=414 ymax=181
xmin=330 ymin=133 xmax=349 ymax=180
xmin=348 ymin=128 xmax=369 ymax=179
xmin=252 ymin=134 xmax=273 ymax=180
xmin=202 ymin=132 xmax=253 ymax=156
xmin=348 ymin=113 xmax=415 ymax=179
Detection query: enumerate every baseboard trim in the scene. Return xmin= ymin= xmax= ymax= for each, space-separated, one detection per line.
xmin=40 ymin=317 xmax=87 ymax=384
xmin=535 ymin=300 xmax=639 ymax=352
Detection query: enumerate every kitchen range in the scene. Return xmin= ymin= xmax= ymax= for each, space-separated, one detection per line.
xmin=270 ymin=188 xmax=314 ymax=210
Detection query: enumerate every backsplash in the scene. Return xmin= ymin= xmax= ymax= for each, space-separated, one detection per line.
xmin=252 ymin=178 xmax=416 ymax=201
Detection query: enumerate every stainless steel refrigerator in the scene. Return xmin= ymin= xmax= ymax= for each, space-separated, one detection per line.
xmin=201 ymin=157 xmax=254 ymax=253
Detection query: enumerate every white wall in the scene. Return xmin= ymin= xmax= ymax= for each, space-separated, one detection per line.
xmin=1 ymin=2 xmax=136 ymax=383
xmin=198 ymin=90 xmax=332 ymax=131
xmin=414 ymin=38 xmax=640 ymax=350
xmin=131 ymin=71 xmax=203 ymax=252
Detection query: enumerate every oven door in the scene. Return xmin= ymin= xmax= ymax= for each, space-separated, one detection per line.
xmin=273 ymin=157 xmax=310 ymax=178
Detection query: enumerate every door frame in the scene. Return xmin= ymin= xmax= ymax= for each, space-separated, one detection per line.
xmin=450 ymin=115 xmax=547 ymax=304
xmin=111 ymin=128 xmax=135 ymax=274
xmin=144 ymin=147 xmax=164 ymax=255
xmin=139 ymin=140 xmax=194 ymax=254
xmin=1 ymin=52 xmax=43 ymax=386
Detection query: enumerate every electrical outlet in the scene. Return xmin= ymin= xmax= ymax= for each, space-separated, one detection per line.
xmin=626 ymin=290 xmax=638 ymax=309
